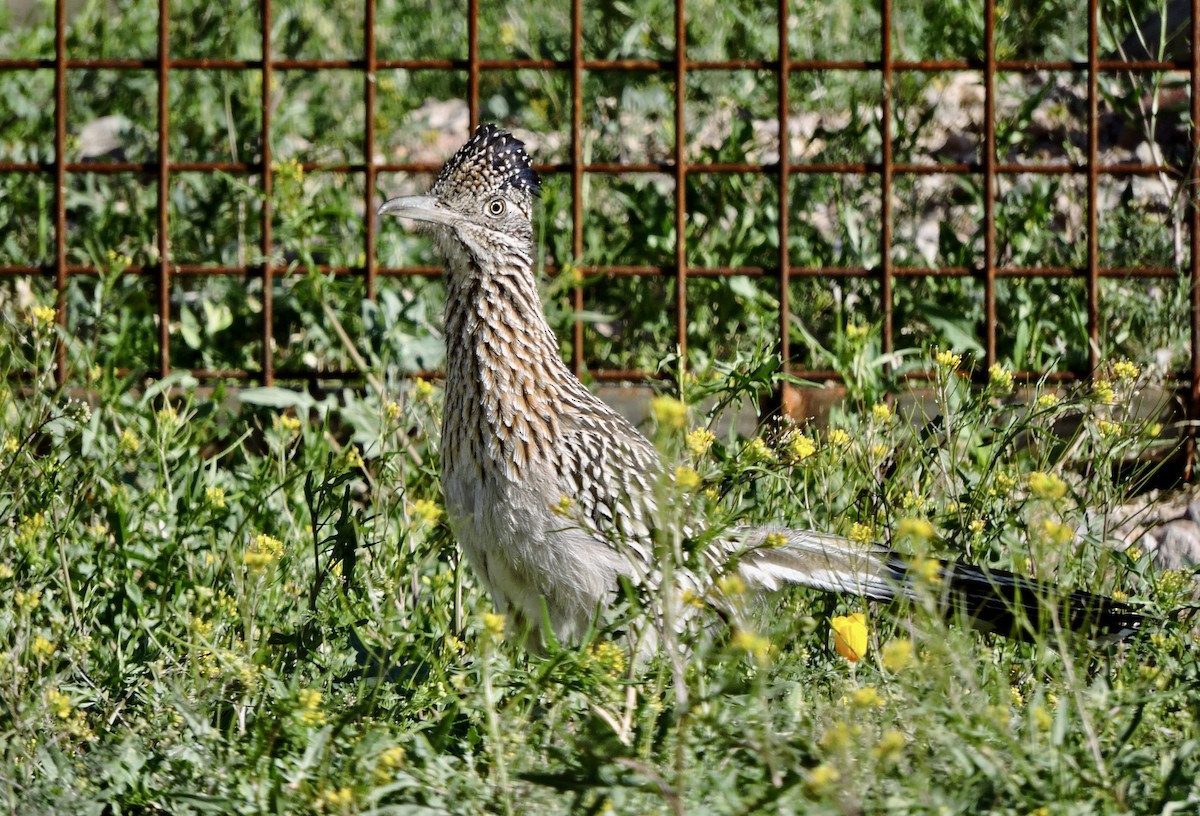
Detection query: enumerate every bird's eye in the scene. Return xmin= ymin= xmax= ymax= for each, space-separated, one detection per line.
xmin=486 ymin=198 xmax=506 ymax=217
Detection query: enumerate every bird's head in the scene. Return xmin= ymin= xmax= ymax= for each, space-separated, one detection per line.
xmin=378 ymin=124 xmax=541 ymax=263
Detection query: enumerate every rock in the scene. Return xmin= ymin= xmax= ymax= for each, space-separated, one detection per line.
xmin=77 ymin=115 xmax=132 ymax=161
xmin=1141 ymin=519 xmax=1200 ymax=571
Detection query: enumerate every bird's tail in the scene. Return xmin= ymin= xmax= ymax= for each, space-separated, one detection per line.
xmin=734 ymin=527 xmax=1143 ymax=642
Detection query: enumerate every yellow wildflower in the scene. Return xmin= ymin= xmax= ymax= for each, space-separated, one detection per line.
xmin=847 ymin=686 xmax=883 ymax=707
xmin=764 ymin=531 xmax=788 ymax=549
xmin=873 ymin=728 xmax=907 ymax=762
xmin=895 ymin=517 xmax=934 ymax=543
xmin=988 ymin=363 xmax=1014 ymax=390
xmin=204 ymin=486 xmax=226 ymax=510
xmin=256 ymin=533 xmax=284 ymax=556
xmin=881 ymin=638 xmax=913 ymax=672
xmin=30 ymin=305 xmax=56 ymax=326
xmin=827 ymin=428 xmax=851 ymax=447
xmin=276 ymin=414 xmax=302 ymax=434
xmin=831 ymin=613 xmax=868 ymax=662
xmin=1038 ymin=519 xmax=1074 ymax=547
xmin=1154 ymin=570 xmax=1189 ymax=596
xmin=1112 ymin=360 xmax=1140 ymax=381
xmin=786 ymin=432 xmax=817 ymax=461
xmin=31 ymin=635 xmax=56 ymax=658
xmin=482 ymin=611 xmax=507 ymax=638
xmin=244 ymin=533 xmax=284 ymax=570
xmin=1149 ymin=632 xmax=1177 ymax=651
xmin=1010 ymin=686 xmax=1025 ymax=706
xmin=15 ymin=589 xmax=40 ymax=612
xmin=0 ymin=564 xmax=11 ymax=579
xmin=559 ymin=261 xmax=584 ymax=286
xmin=1096 ymin=419 xmax=1121 ymax=439
xmin=498 ymin=21 xmax=519 ymax=48
xmin=47 ymin=688 xmax=72 ymax=719
xmin=1027 ymin=471 xmax=1067 ymax=500
xmin=910 ymin=556 xmax=942 ymax=584
xmin=685 ymin=427 xmax=716 ymax=456
xmin=806 ymin=763 xmax=840 ymax=792
xmin=413 ymin=377 xmax=436 ymax=400
xmin=1036 ymin=393 xmax=1060 ymax=409
xmin=411 ymin=498 xmax=443 ymax=525
xmin=296 ymin=688 xmax=326 ymax=726
xmin=242 ymin=550 xmax=272 ymax=570
xmin=118 ymin=429 xmax=140 ymax=454
xmin=846 ymin=323 xmax=869 ymax=340
xmin=3 ymin=436 xmax=19 ymax=454
xmin=849 ymin=522 xmax=875 ymax=544
xmin=718 ymin=574 xmax=747 ymax=596
xmin=373 ymin=746 xmax=406 ymax=783
xmin=378 ymin=745 xmax=406 ymax=770
xmin=314 ymin=787 xmax=352 ymax=811
xmin=743 ymin=437 xmax=774 ymax=463
xmin=871 ymin=402 xmax=893 ymax=423
xmin=869 ymin=442 xmax=891 ymax=459
xmin=732 ymin=628 xmax=771 ymax=663
xmin=384 ymin=400 xmax=403 ymax=422
xmin=346 ymin=447 xmax=364 ymax=469
xmin=155 ymin=404 xmax=178 ymax=427
xmin=650 ymin=396 xmax=688 ymax=430
xmin=820 ymin=720 xmax=862 ymax=752
xmin=934 ymin=349 xmax=962 ymax=369
xmin=968 ymin=518 xmax=986 ymax=535
xmin=673 ymin=466 xmax=702 ymax=491
xmin=551 ymin=495 xmax=575 ymax=516
xmin=989 ymin=470 xmax=1018 ymax=498
xmin=189 ymin=616 xmax=213 ymax=637
xmin=588 ymin=640 xmax=627 ymax=679
xmin=1092 ymin=379 xmax=1116 ymax=404
xmin=1032 ymin=705 xmax=1053 ymax=730
xmin=272 ymin=157 xmax=304 ymax=184
xmin=18 ymin=512 xmax=45 ymax=544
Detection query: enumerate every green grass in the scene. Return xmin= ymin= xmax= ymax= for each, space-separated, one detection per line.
xmin=0 ymin=311 xmax=1197 ymax=814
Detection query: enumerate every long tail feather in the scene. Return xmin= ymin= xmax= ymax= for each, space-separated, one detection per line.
xmin=903 ymin=556 xmax=1144 ymax=642
xmin=735 ymin=527 xmax=1143 ymax=642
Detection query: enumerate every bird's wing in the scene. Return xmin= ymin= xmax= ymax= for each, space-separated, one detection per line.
xmin=554 ymin=399 xmax=662 ymax=564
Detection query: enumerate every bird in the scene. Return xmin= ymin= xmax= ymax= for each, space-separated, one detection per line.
xmin=378 ymin=123 xmax=1143 ymax=651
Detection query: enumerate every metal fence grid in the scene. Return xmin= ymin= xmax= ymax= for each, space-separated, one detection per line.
xmin=1 ymin=0 xmax=1197 ymax=411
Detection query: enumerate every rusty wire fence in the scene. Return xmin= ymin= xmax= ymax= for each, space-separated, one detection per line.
xmin=0 ymin=0 xmax=1197 ymax=414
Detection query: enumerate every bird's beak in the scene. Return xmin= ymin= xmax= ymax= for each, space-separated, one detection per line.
xmin=377 ymin=194 xmax=460 ymax=228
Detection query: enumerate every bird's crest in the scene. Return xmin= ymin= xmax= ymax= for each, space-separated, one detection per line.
xmin=432 ymin=124 xmax=541 ymax=198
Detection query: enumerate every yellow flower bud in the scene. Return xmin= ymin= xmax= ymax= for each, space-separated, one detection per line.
xmin=881 ymin=638 xmax=914 ymax=672
xmin=650 ymin=396 xmax=688 ymax=430
xmin=482 ymin=612 xmax=507 ymax=639
xmin=831 ymin=613 xmax=868 ymax=662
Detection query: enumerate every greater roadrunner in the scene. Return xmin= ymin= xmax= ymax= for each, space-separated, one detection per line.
xmin=378 ymin=124 xmax=1142 ymax=649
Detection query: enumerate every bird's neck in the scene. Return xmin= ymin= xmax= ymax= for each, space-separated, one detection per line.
xmin=441 ymin=246 xmax=572 ymax=479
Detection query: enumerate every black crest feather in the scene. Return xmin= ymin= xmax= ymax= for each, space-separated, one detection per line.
xmin=434 ymin=124 xmax=541 ymax=197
